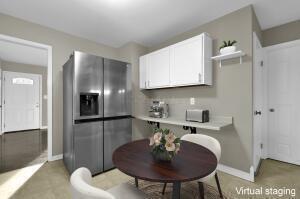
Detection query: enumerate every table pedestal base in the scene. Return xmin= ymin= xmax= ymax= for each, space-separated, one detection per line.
xmin=172 ymin=182 xmax=181 ymax=199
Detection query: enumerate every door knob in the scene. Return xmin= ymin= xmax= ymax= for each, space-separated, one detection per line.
xmin=254 ymin=111 xmax=262 ymax=115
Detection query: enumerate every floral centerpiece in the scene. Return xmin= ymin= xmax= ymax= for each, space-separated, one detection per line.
xmin=149 ymin=128 xmax=181 ymax=162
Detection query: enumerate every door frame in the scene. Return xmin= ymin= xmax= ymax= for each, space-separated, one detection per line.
xmin=252 ymin=32 xmax=264 ymax=172
xmin=0 ymin=34 xmax=53 ymax=161
xmin=2 ymin=71 xmax=42 ymax=132
xmin=262 ymin=38 xmax=300 ymax=159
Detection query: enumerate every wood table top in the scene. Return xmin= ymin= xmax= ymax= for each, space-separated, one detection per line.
xmin=113 ymin=139 xmax=217 ymax=183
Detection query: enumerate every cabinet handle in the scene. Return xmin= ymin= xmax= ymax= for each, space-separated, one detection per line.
xmin=144 ymin=81 xmax=146 ymax=88
xmin=148 ymin=81 xmax=150 ymax=87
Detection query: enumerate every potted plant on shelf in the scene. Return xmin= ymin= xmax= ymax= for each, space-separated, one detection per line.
xmin=219 ymin=40 xmax=237 ymax=55
xmin=149 ymin=128 xmax=181 ymax=162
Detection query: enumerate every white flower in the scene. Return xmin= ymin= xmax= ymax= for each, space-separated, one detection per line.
xmin=165 ymin=142 xmax=176 ymax=152
xmin=149 ymin=137 xmax=155 ymax=146
xmin=165 ymin=132 xmax=176 ymax=143
xmin=153 ymin=132 xmax=162 ymax=146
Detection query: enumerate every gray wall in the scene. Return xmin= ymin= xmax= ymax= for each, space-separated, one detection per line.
xmin=0 ymin=13 xmax=122 ymax=155
xmin=262 ymin=20 xmax=300 ymax=47
xmin=1 ymin=61 xmax=48 ymax=126
xmin=141 ymin=6 xmax=255 ymax=172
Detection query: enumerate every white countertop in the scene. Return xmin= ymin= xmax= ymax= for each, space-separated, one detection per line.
xmin=134 ymin=115 xmax=233 ymax=131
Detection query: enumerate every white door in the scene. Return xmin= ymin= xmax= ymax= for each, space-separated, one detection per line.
xmin=266 ymin=42 xmax=300 ymax=165
xmin=253 ymin=33 xmax=263 ymax=172
xmin=147 ymin=47 xmax=170 ymax=88
xmin=2 ymin=71 xmax=40 ymax=132
xmin=170 ymin=34 xmax=203 ymax=86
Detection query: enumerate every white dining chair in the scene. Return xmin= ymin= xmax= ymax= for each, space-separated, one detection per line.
xmin=162 ymin=134 xmax=223 ymax=199
xmin=70 ymin=167 xmax=146 ymax=199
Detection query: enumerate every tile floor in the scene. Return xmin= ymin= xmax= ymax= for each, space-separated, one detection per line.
xmin=0 ymin=159 xmax=297 ymax=199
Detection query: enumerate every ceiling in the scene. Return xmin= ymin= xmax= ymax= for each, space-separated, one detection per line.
xmin=0 ymin=39 xmax=48 ymax=67
xmin=0 ymin=0 xmax=299 ymax=47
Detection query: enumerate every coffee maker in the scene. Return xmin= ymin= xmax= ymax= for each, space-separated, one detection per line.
xmin=149 ymin=101 xmax=169 ymax=118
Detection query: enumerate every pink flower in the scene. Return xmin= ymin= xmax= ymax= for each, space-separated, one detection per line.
xmin=165 ymin=142 xmax=176 ymax=152
xmin=149 ymin=137 xmax=155 ymax=146
xmin=153 ymin=132 xmax=162 ymax=146
xmin=165 ymin=132 xmax=176 ymax=143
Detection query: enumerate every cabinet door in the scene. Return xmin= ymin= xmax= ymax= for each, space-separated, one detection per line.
xmin=170 ymin=35 xmax=203 ymax=86
xmin=139 ymin=55 xmax=147 ymax=89
xmin=147 ymin=47 xmax=170 ymax=88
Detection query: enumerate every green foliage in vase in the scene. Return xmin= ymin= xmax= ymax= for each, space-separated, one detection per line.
xmin=149 ymin=128 xmax=181 ymax=160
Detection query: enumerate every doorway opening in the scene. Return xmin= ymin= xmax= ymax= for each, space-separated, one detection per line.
xmin=0 ymin=34 xmax=52 ymax=173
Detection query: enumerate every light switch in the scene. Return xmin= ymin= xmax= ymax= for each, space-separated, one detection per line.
xmin=190 ymin=98 xmax=195 ymax=105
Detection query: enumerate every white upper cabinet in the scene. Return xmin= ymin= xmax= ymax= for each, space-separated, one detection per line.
xmin=139 ymin=33 xmax=212 ymax=89
xmin=170 ymin=33 xmax=212 ymax=86
xmin=147 ymin=47 xmax=170 ymax=88
xmin=139 ymin=55 xmax=147 ymax=89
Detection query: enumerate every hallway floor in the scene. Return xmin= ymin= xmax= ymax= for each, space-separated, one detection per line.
xmin=0 ymin=159 xmax=297 ymax=198
xmin=0 ymin=129 xmax=47 ymax=173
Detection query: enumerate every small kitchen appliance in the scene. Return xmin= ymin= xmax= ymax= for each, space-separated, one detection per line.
xmin=149 ymin=101 xmax=169 ymax=118
xmin=186 ymin=109 xmax=209 ymax=123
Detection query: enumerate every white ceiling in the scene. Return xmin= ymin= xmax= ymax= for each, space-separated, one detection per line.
xmin=0 ymin=0 xmax=299 ymax=47
xmin=0 ymin=39 xmax=48 ymax=67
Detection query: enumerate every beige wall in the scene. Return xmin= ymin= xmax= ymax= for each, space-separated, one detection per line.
xmin=142 ymin=6 xmax=254 ymax=172
xmin=0 ymin=6 xmax=257 ymax=173
xmin=262 ymin=20 xmax=300 ymax=47
xmin=0 ymin=13 xmax=122 ymax=155
xmin=1 ymin=61 xmax=48 ymax=126
xmin=252 ymin=8 xmax=262 ymax=44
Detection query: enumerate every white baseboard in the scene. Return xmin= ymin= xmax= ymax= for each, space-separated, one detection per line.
xmin=49 ymin=154 xmax=63 ymax=161
xmin=217 ymin=164 xmax=254 ymax=182
xmin=40 ymin=126 xmax=48 ymax=130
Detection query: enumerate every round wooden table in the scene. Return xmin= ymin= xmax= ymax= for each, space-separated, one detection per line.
xmin=113 ymin=139 xmax=218 ymax=199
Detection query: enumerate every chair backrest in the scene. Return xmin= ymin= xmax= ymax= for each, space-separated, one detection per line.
xmin=70 ymin=167 xmax=115 ymax=199
xmin=181 ymin=134 xmax=221 ymax=162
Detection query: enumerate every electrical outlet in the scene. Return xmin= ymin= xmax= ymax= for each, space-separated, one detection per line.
xmin=190 ymin=98 xmax=195 ymax=105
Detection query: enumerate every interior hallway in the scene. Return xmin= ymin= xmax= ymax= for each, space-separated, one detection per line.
xmin=0 ymin=129 xmax=47 ymax=173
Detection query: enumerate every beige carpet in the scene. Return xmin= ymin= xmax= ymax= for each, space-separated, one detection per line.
xmin=128 ymin=179 xmax=228 ymax=199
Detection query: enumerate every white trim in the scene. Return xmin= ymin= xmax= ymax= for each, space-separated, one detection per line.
xmin=49 ymin=154 xmax=63 ymax=161
xmin=40 ymin=126 xmax=48 ymax=130
xmin=217 ymin=164 xmax=254 ymax=182
xmin=0 ymin=34 xmax=53 ymax=162
xmin=39 ymin=75 xmax=42 ymax=129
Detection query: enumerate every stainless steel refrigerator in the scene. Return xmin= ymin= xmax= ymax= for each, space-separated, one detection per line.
xmin=63 ymin=51 xmax=132 ymax=175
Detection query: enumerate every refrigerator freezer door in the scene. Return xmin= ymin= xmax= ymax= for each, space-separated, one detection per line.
xmin=74 ymin=121 xmax=103 ymax=175
xmin=103 ymin=59 xmax=131 ymax=117
xmin=73 ymin=51 xmax=104 ymax=120
xmin=104 ymin=118 xmax=132 ymax=171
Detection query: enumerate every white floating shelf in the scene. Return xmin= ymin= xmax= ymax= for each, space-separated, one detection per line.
xmin=135 ymin=115 xmax=233 ymax=131
xmin=211 ymin=51 xmax=246 ymax=67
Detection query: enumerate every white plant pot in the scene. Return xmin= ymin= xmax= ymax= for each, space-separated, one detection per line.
xmin=220 ymin=46 xmax=236 ymax=55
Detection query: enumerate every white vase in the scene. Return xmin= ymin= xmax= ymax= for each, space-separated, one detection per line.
xmin=220 ymin=46 xmax=236 ymax=55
